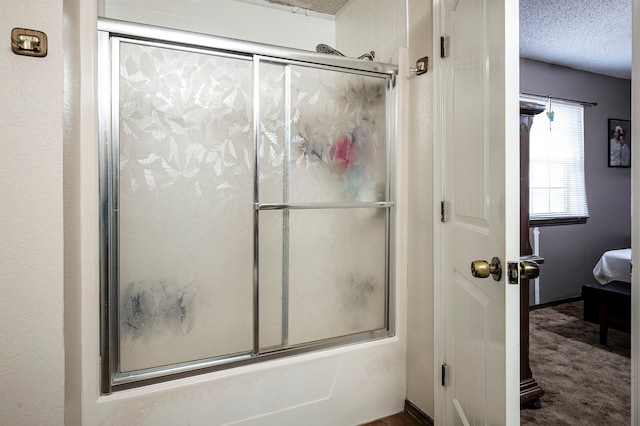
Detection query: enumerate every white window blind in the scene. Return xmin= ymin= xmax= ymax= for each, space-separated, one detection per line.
xmin=522 ymin=95 xmax=589 ymax=223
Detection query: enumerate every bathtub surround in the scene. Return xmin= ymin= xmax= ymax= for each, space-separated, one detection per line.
xmin=3 ymin=0 xmax=439 ymax=424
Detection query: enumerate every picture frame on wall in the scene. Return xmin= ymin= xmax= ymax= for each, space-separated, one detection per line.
xmin=608 ymin=118 xmax=631 ymax=168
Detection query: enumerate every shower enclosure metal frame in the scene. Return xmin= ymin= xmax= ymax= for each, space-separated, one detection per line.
xmin=98 ymin=18 xmax=398 ymax=393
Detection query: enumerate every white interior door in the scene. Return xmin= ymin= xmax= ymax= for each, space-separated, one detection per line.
xmin=434 ymin=0 xmax=520 ymax=424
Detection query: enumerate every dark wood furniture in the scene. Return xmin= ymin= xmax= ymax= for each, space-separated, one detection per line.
xmin=581 ymin=281 xmax=631 ymax=345
xmin=520 ymin=102 xmax=546 ymax=408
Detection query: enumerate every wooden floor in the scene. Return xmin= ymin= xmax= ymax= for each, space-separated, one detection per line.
xmin=360 ymin=412 xmax=422 ymax=426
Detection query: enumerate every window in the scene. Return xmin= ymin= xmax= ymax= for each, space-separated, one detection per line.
xmin=522 ymin=95 xmax=589 ymax=226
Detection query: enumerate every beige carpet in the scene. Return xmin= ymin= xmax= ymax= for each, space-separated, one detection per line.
xmin=521 ymin=301 xmax=631 ymax=425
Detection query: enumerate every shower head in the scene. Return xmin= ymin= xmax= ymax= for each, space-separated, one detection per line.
xmin=357 ymin=51 xmax=376 ymax=61
xmin=316 ymin=44 xmax=376 ymax=61
xmin=316 ymin=43 xmax=345 ymax=56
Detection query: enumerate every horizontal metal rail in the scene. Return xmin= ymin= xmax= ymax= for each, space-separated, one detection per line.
xmin=98 ymin=18 xmax=398 ymax=76
xmin=111 ymin=328 xmax=390 ymax=389
xmin=256 ymin=201 xmax=394 ymax=211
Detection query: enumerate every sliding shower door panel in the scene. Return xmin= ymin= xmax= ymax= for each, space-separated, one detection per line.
xmin=256 ymin=62 xmax=288 ymax=350
xmin=287 ymin=209 xmax=387 ymax=345
xmin=257 ymin=62 xmax=287 ymax=203
xmin=117 ymin=42 xmax=254 ymax=372
xmin=257 ymin=64 xmax=390 ymax=350
xmin=258 ymin=211 xmax=285 ymax=350
xmin=287 ymin=66 xmax=388 ymax=204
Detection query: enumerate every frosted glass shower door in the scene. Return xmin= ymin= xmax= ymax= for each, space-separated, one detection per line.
xmin=100 ymin=22 xmax=396 ymax=389
xmin=258 ymin=62 xmax=390 ymax=349
xmin=116 ymin=41 xmax=254 ymax=372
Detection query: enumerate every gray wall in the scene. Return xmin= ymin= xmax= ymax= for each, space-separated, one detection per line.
xmin=520 ymin=59 xmax=632 ymax=305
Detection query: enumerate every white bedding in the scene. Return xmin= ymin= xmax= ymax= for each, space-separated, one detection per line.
xmin=593 ymin=248 xmax=632 ymax=284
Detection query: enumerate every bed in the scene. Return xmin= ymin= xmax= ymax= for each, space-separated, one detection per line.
xmin=581 ymin=248 xmax=632 ymax=345
xmin=592 ymin=248 xmax=631 ymax=284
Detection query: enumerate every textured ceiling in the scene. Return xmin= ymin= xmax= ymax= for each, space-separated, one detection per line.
xmin=265 ymin=0 xmax=349 ymax=15
xmin=520 ymin=0 xmax=632 ymax=79
xmin=258 ymin=0 xmax=632 ymax=80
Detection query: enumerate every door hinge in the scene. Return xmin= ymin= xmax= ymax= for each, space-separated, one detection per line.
xmin=441 ymin=363 xmax=449 ymax=386
xmin=440 ymin=200 xmax=447 ymax=222
xmin=440 ymin=36 xmax=449 ymax=58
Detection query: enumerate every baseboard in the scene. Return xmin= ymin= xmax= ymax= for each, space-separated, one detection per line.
xmin=404 ymin=400 xmax=434 ymax=425
xmin=530 ymin=296 xmax=582 ymax=311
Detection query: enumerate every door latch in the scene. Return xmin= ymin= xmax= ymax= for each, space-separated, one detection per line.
xmin=507 ymin=260 xmax=540 ymax=284
xmin=507 ymin=262 xmax=519 ymax=284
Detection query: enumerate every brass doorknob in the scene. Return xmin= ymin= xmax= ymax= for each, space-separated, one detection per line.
xmin=520 ymin=260 xmax=540 ymax=280
xmin=471 ymin=257 xmax=502 ymax=281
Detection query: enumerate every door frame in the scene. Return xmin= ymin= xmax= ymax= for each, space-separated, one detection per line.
xmin=432 ymin=0 xmax=451 ymax=421
xmin=631 ymin=1 xmax=639 ymax=423
xmin=432 ymin=0 xmax=446 ymax=422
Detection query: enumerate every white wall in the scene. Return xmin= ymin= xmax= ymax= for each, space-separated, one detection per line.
xmin=335 ymin=0 xmax=407 ymax=64
xmin=63 ymin=1 xmax=412 ymax=425
xmin=0 ymin=1 xmax=65 ymax=425
xmin=103 ymin=0 xmax=335 ymax=52
xmin=405 ymin=0 xmax=434 ymax=416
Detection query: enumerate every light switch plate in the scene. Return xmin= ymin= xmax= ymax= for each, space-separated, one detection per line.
xmin=11 ymin=28 xmax=48 ymax=57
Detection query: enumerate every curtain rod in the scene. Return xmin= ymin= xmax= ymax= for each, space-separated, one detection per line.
xmin=520 ymin=92 xmax=598 ymax=107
